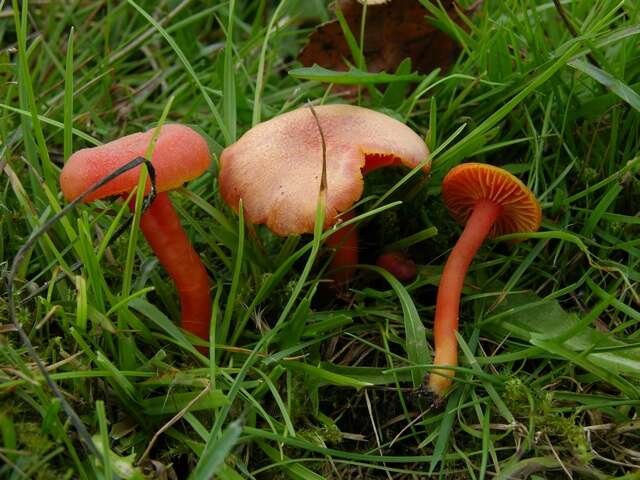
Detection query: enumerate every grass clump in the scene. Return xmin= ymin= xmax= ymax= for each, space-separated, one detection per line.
xmin=2 ymin=0 xmax=640 ymax=478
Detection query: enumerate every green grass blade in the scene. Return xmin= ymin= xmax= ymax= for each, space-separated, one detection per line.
xmin=223 ymin=0 xmax=237 ymax=141
xmin=360 ymin=265 xmax=430 ymax=386
xmin=125 ymin=0 xmax=231 ymax=144
xmin=190 ymin=420 xmax=242 ymax=480
xmin=63 ymin=27 xmax=74 ymax=162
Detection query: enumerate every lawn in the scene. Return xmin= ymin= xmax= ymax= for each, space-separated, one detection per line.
xmin=2 ymin=0 xmax=640 ymax=478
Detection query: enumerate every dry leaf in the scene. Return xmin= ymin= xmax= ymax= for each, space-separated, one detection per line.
xmin=299 ymin=0 xmax=471 ymax=78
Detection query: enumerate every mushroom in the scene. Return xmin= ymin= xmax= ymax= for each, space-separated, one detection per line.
xmin=219 ymin=104 xmax=429 ymax=284
xmin=60 ymin=124 xmax=212 ymax=347
xmin=428 ymin=163 xmax=541 ymax=398
xmin=376 ymin=251 xmax=417 ymax=283
xmin=323 ymin=210 xmax=359 ymax=285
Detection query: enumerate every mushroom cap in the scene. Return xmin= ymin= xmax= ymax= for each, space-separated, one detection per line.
xmin=442 ymin=163 xmax=541 ymax=237
xmin=219 ymin=104 xmax=429 ymax=236
xmin=60 ymin=124 xmax=210 ymax=202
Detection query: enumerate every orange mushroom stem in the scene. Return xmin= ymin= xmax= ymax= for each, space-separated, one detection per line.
xmin=429 ymin=163 xmax=541 ymax=399
xmin=326 ymin=152 xmax=417 ymax=286
xmin=60 ymin=125 xmax=212 ymax=350
xmin=135 ymin=192 xmax=211 ymax=342
xmin=325 ymin=211 xmax=359 ymax=285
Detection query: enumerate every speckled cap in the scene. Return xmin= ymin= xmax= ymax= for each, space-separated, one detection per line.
xmin=219 ymin=104 xmax=429 ymax=236
xmin=60 ymin=124 xmax=210 ymax=202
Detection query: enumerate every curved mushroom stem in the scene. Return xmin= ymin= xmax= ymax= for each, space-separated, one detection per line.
xmin=326 ymin=211 xmax=358 ymax=286
xmin=429 ymin=199 xmax=502 ymax=397
xmin=134 ymin=192 xmax=212 ymax=348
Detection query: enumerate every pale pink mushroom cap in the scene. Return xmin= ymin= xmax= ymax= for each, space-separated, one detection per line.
xmin=60 ymin=124 xmax=210 ymax=202
xmin=219 ymin=104 xmax=430 ymax=236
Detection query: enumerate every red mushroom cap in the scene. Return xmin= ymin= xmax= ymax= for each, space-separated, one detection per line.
xmin=60 ymin=124 xmax=210 ymax=202
xmin=219 ymin=104 xmax=429 ymax=236
xmin=442 ymin=163 xmax=542 ymax=238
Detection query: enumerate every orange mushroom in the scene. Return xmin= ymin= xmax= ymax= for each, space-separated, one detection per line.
xmin=429 ymin=163 xmax=541 ymax=398
xmin=219 ymin=104 xmax=429 ymax=284
xmin=60 ymin=124 xmax=212 ymax=348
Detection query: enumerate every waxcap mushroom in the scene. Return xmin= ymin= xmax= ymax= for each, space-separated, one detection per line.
xmin=428 ymin=162 xmax=541 ymax=401
xmin=60 ymin=123 xmax=212 ymax=349
xmin=61 ymin=124 xmax=210 ymax=202
xmin=442 ymin=162 xmax=542 ymax=238
xmin=219 ymin=104 xmax=429 ymax=236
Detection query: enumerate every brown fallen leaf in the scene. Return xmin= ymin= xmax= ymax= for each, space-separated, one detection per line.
xmin=298 ymin=0 xmax=472 ymax=78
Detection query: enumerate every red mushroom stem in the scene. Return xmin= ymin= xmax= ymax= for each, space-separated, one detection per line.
xmin=327 ymin=153 xmax=405 ymax=285
xmin=133 ymin=192 xmax=211 ymax=345
xmin=430 ymin=198 xmax=502 ymax=395
xmin=325 ymin=211 xmax=358 ymax=285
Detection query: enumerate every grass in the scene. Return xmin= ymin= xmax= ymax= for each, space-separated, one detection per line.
xmin=1 ymin=0 xmax=640 ymax=478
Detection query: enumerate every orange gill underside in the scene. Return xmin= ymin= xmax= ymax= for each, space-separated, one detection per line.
xmin=362 ymin=153 xmax=403 ymax=175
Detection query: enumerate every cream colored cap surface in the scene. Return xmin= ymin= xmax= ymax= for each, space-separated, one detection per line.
xmin=219 ymin=104 xmax=429 ymax=236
